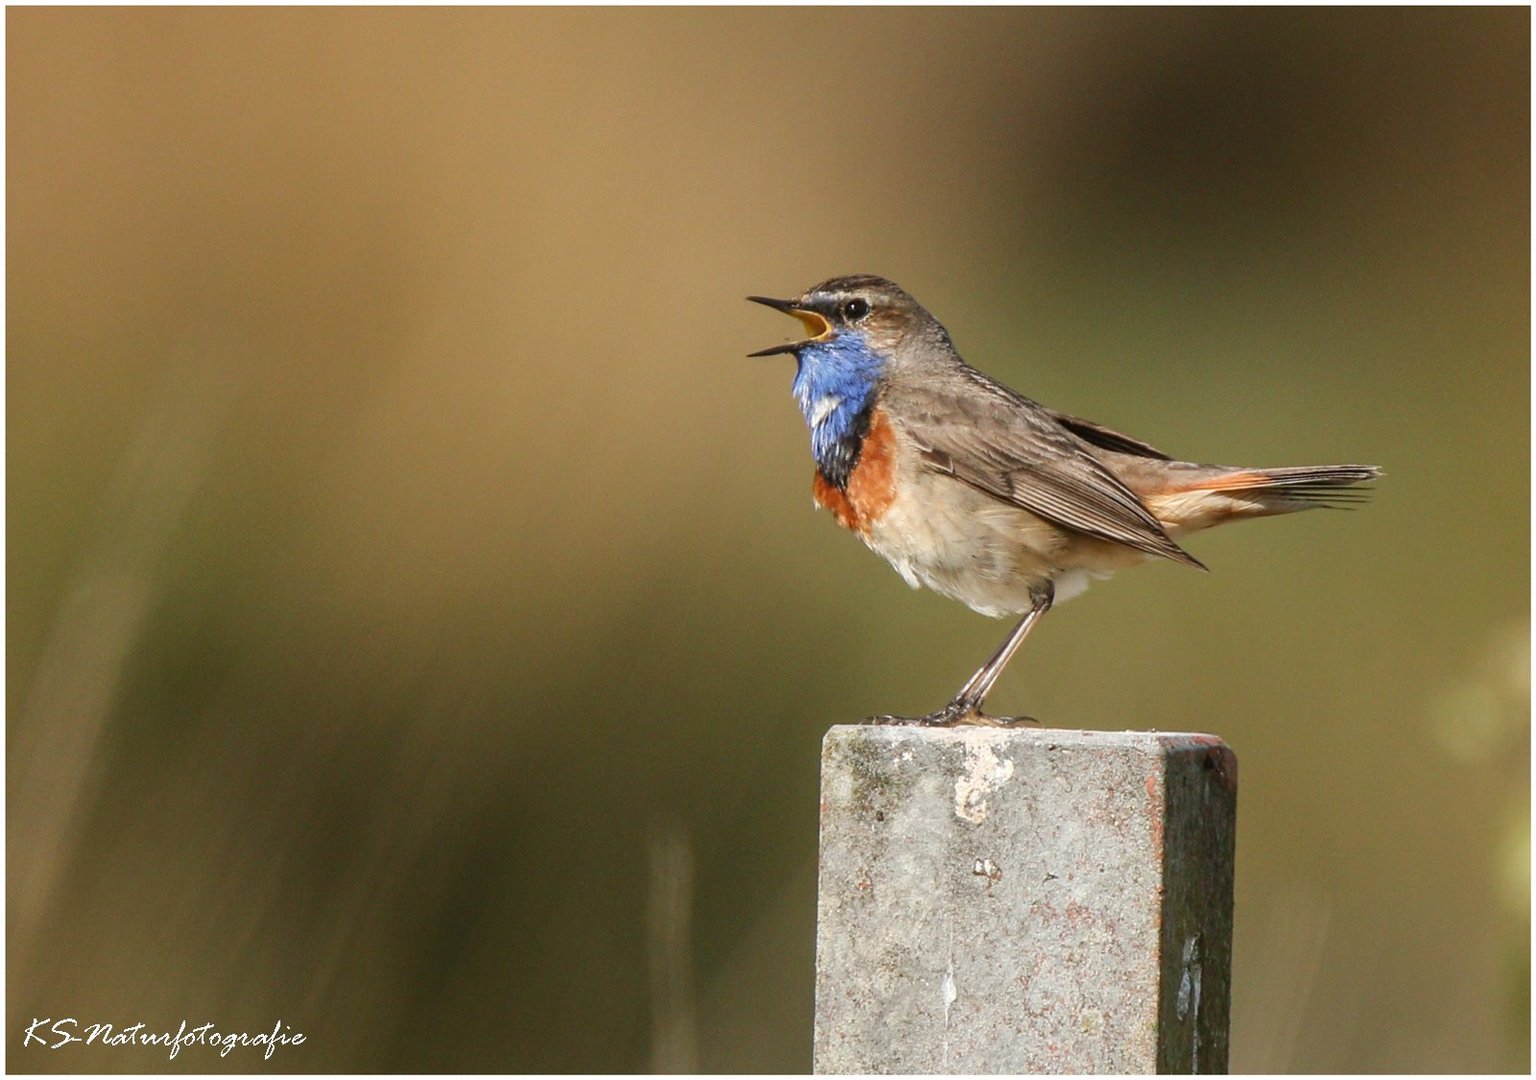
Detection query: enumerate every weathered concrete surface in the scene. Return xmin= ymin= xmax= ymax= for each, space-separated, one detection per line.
xmin=813 ymin=726 xmax=1236 ymax=1074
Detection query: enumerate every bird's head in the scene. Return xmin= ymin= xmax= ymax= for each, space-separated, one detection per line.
xmin=746 ymin=274 xmax=942 ymax=361
xmin=748 ymin=276 xmax=951 ymax=474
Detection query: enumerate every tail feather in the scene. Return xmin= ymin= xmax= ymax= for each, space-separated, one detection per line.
xmin=1143 ymin=463 xmax=1382 ymax=529
xmin=1194 ymin=465 xmax=1381 ymax=508
xmin=1204 ymin=465 xmax=1382 ymax=489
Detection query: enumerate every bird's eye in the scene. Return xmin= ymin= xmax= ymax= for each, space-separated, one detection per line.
xmin=842 ymin=298 xmax=870 ymax=321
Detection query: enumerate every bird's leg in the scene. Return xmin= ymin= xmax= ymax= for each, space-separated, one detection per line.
xmin=866 ymin=584 xmax=1053 ymax=728
xmin=945 ymin=585 xmax=1052 ymax=725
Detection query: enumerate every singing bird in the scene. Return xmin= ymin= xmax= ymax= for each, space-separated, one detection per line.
xmin=749 ymin=274 xmax=1379 ymax=726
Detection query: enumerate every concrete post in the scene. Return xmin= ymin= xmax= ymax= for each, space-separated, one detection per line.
xmin=813 ymin=726 xmax=1237 ymax=1074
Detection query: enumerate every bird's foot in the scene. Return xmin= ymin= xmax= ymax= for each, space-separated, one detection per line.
xmin=964 ymin=711 xmax=1039 ymax=728
xmin=865 ymin=701 xmax=1039 ymax=728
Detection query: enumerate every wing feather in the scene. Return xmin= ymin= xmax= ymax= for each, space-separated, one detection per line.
xmin=888 ymin=369 xmax=1206 ymax=570
xmin=1046 ymin=409 xmax=1174 ymax=460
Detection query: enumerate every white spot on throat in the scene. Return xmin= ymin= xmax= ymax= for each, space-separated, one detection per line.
xmin=809 ymin=394 xmax=843 ymax=428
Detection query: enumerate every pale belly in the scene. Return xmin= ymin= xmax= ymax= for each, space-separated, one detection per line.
xmin=859 ymin=468 xmax=1150 ymax=617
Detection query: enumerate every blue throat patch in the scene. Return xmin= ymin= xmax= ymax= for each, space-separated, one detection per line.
xmin=792 ymin=331 xmax=885 ymax=489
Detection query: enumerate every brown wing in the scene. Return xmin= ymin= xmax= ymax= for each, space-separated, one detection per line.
xmin=1046 ymin=409 xmax=1174 ymax=460
xmin=888 ymin=369 xmax=1206 ymax=570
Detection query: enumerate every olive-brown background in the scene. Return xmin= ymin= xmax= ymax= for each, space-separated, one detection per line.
xmin=9 ymin=7 xmax=1529 ymax=1073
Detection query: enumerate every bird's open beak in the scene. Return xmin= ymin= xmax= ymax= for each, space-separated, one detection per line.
xmin=746 ymin=295 xmax=833 ymax=357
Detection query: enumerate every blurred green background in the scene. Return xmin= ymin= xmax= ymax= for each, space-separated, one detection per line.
xmin=8 ymin=7 xmax=1529 ymax=1073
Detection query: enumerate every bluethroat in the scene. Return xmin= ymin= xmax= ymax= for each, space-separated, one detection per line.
xmin=748 ymin=274 xmax=1380 ymax=727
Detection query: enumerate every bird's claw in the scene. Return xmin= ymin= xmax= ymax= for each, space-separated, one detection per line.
xmin=864 ymin=702 xmax=1039 ymax=728
xmin=971 ymin=712 xmax=1039 ymax=728
xmin=864 ymin=711 xmax=959 ymax=727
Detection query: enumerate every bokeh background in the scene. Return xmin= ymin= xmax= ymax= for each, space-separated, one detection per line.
xmin=8 ymin=7 xmax=1529 ymax=1073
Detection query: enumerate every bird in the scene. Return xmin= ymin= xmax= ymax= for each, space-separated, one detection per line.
xmin=747 ymin=274 xmax=1380 ymax=727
